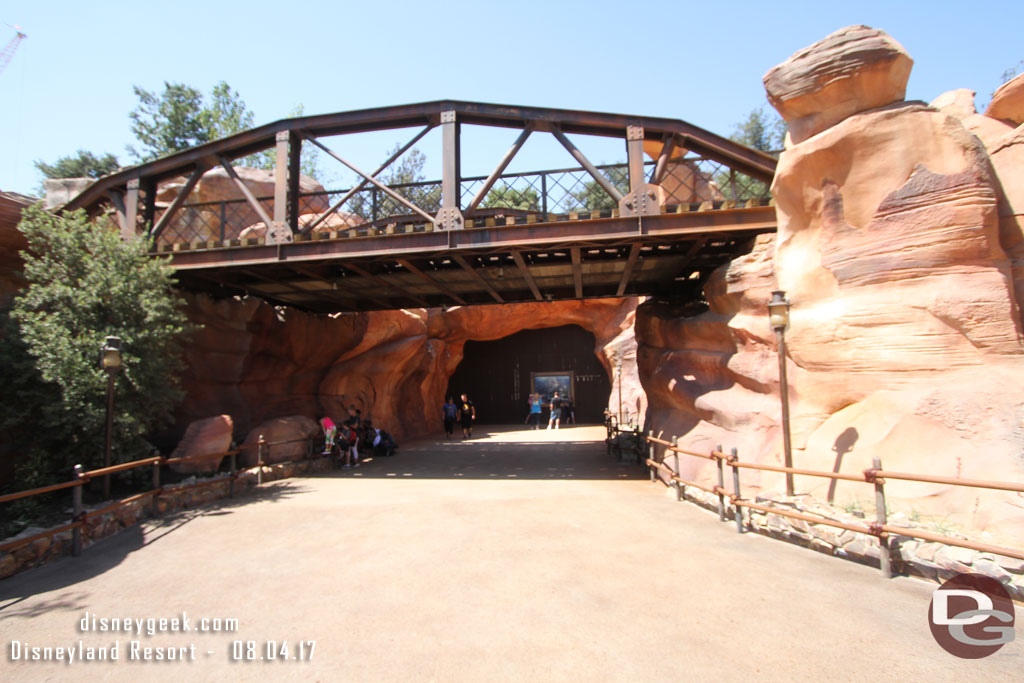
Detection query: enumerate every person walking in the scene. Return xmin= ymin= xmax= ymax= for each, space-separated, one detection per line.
xmin=528 ymin=393 xmax=543 ymax=429
xmin=442 ymin=396 xmax=458 ymax=439
xmin=458 ymin=393 xmax=476 ymax=439
xmin=547 ymin=391 xmax=563 ymax=430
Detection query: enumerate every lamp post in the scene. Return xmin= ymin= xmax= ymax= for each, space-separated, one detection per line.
xmin=100 ymin=336 xmax=122 ymax=499
xmin=617 ymin=362 xmax=623 ymax=425
xmin=768 ymin=291 xmax=794 ymax=496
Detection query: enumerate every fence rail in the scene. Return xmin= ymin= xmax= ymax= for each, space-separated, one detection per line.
xmin=642 ymin=433 xmax=1024 ymax=575
xmin=0 ymin=434 xmax=324 ymax=558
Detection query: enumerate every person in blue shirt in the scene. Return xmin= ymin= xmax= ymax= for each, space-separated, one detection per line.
xmin=442 ymin=396 xmax=458 ymax=439
xmin=528 ymin=393 xmax=543 ymax=430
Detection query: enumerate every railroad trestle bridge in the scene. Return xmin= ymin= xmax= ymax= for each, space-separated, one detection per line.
xmin=66 ymin=101 xmax=778 ymax=313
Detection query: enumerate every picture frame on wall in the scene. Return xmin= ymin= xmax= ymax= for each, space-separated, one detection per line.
xmin=531 ymin=371 xmax=574 ymax=403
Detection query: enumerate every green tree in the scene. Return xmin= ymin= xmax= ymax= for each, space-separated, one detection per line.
xmin=34 ymin=150 xmax=120 ymax=187
xmin=127 ymin=82 xmax=324 ymax=181
xmin=709 ymin=106 xmax=787 ymax=202
xmin=481 ymin=183 xmax=540 ymax=211
xmin=567 ymin=166 xmax=629 ymax=211
xmin=346 ymin=146 xmax=440 ymax=221
xmin=128 ymin=82 xmax=212 ymax=161
xmin=4 ymin=205 xmax=192 ymax=484
xmin=729 ymin=106 xmax=787 ymax=153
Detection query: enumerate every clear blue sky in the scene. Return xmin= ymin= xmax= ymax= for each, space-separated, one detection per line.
xmin=1 ymin=0 xmax=1021 ymax=196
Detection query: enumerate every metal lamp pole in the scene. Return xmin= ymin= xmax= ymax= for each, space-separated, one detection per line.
xmin=100 ymin=336 xmax=123 ymax=499
xmin=617 ymin=362 xmax=623 ymax=425
xmin=768 ymin=291 xmax=794 ymax=496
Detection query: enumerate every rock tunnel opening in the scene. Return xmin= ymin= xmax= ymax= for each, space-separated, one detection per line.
xmin=444 ymin=325 xmax=612 ymax=425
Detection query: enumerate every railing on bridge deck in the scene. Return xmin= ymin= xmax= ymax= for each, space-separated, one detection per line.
xmin=146 ymin=157 xmax=772 ymax=249
xmin=641 ymin=434 xmax=1024 ymax=579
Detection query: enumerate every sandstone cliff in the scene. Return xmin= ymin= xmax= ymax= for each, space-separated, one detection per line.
xmin=639 ymin=25 xmax=1024 ymax=543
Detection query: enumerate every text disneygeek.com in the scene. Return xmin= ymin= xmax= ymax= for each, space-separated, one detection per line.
xmin=7 ymin=611 xmax=316 ymax=664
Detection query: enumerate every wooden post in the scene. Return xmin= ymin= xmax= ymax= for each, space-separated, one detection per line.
xmin=731 ymin=447 xmax=744 ymax=533
xmin=257 ymin=435 xmax=265 ymax=486
xmin=874 ymin=456 xmax=891 ymax=578
xmin=151 ymin=453 xmax=160 ymax=517
xmin=229 ymin=448 xmax=237 ymax=498
xmin=716 ymin=444 xmax=726 ymax=522
xmin=673 ymin=437 xmax=682 ymax=501
xmin=72 ymin=464 xmax=84 ymax=557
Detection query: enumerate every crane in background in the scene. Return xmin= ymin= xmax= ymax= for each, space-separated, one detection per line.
xmin=0 ymin=26 xmax=26 ymax=76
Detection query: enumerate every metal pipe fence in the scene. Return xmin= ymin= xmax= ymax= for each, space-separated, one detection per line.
xmin=147 ymin=157 xmax=772 ymax=246
xmin=642 ymin=433 xmax=1024 ymax=575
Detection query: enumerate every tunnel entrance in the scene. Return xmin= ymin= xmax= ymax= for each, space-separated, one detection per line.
xmin=445 ymin=325 xmax=611 ymax=425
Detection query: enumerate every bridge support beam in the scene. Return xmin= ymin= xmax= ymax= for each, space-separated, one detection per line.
xmin=620 ymin=125 xmax=664 ymax=219
xmin=436 ymin=108 xmax=465 ymax=230
xmin=107 ymin=176 xmax=139 ymax=240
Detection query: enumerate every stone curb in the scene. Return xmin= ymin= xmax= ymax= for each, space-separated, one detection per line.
xmin=0 ymin=456 xmax=335 ymax=581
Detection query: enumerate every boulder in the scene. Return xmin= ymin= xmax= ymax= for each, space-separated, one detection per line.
xmin=43 ymin=178 xmax=93 ymax=210
xmin=986 ymin=72 xmax=1024 ymax=126
xmin=763 ymin=25 xmax=913 ymax=144
xmin=155 ymin=167 xmax=329 ymax=243
xmin=240 ymin=415 xmax=319 ymax=467
xmin=929 ymin=89 xmax=1014 ymax=151
xmin=168 ymin=415 xmax=233 ymax=474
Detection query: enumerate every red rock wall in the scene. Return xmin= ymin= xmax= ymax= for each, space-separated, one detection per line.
xmin=178 ymin=296 xmax=644 ymax=444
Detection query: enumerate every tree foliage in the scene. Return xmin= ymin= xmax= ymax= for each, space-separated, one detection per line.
xmin=729 ymin=106 xmax=787 ymax=154
xmin=567 ymin=166 xmax=629 ymax=211
xmin=346 ymin=146 xmax=440 ymax=221
xmin=127 ymin=82 xmax=323 ymax=180
xmin=481 ymin=183 xmax=540 ymax=211
xmin=3 ymin=205 xmax=193 ymax=487
xmin=34 ymin=150 xmax=120 ymax=187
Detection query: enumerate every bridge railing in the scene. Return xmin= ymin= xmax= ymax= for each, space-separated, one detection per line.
xmin=0 ymin=434 xmax=325 ymax=562
xmin=642 ymin=434 xmax=1024 ymax=579
xmin=145 ymin=157 xmax=772 ymax=248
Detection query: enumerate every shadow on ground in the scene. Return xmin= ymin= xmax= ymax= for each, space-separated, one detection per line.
xmin=325 ymin=425 xmax=646 ymax=481
xmin=0 ymin=481 xmax=306 ymax=613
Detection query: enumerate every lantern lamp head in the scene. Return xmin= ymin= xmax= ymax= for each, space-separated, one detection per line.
xmin=100 ymin=336 xmax=122 ymax=371
xmin=768 ymin=291 xmax=790 ymax=332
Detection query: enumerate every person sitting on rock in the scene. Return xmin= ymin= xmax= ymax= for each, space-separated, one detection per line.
xmin=364 ymin=419 xmax=398 ymax=457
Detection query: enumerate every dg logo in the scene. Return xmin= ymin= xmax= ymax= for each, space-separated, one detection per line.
xmin=928 ymin=573 xmax=1016 ymax=659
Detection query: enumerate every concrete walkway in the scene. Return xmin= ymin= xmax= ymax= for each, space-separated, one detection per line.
xmin=1 ymin=426 xmax=1019 ymax=681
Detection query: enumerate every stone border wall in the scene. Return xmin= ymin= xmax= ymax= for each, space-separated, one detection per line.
xmin=0 ymin=456 xmax=334 ymax=580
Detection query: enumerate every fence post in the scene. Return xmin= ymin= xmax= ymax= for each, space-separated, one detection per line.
xmin=72 ymin=464 xmax=83 ymax=557
xmin=716 ymin=444 xmax=726 ymax=522
xmin=730 ymin=447 xmax=744 ymax=533
xmin=873 ymin=456 xmax=891 ymax=578
xmin=673 ymin=437 xmax=682 ymax=502
xmin=151 ymin=452 xmax=160 ymax=517
xmin=229 ymin=448 xmax=237 ymax=498
xmin=257 ymin=435 xmax=265 ymax=486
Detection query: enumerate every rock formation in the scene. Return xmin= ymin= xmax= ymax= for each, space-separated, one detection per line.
xmin=167 ymin=415 xmax=233 ymax=474
xmin=155 ymin=166 xmax=329 ymax=244
xmin=762 ymin=25 xmax=913 ymax=144
xmin=986 ymin=73 xmax=1024 ymax=126
xmin=177 ymin=295 xmax=643 ymax=445
xmin=639 ymin=25 xmax=1024 ymax=544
